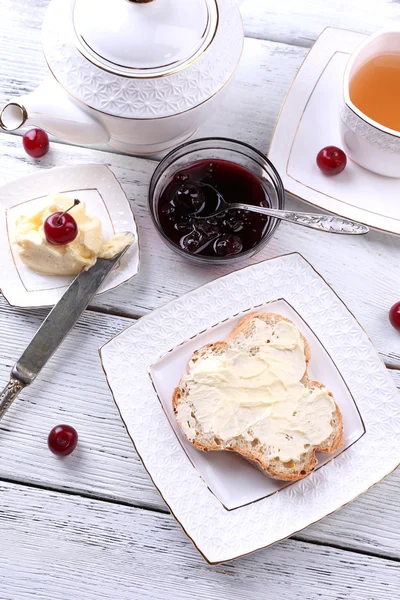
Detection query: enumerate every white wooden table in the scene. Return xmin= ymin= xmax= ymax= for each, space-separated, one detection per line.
xmin=0 ymin=1 xmax=399 ymax=598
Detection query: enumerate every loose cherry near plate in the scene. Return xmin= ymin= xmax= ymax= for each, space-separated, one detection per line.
xmin=389 ymin=301 xmax=400 ymax=330
xmin=48 ymin=424 xmax=78 ymax=456
xmin=23 ymin=128 xmax=50 ymax=158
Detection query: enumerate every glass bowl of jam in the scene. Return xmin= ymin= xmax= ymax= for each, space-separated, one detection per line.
xmin=149 ymin=138 xmax=285 ymax=264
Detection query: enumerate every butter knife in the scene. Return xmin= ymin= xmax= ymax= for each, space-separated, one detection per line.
xmin=0 ymin=242 xmax=131 ymax=421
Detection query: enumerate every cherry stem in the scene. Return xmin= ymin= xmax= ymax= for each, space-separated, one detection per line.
xmin=57 ymin=199 xmax=80 ymax=225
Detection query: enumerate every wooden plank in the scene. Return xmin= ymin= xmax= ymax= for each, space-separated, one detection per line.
xmin=389 ymin=369 xmax=400 ymax=386
xmin=241 ymin=0 xmax=400 ymax=47
xmin=3 ymin=0 xmax=399 ymax=56
xmin=0 ymin=295 xmax=398 ymax=559
xmin=295 ymin=467 xmax=400 ymax=560
xmin=0 ymin=479 xmax=398 ymax=600
xmin=1 ymin=132 xmax=400 ymax=370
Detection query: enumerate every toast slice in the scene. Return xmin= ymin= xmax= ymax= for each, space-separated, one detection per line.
xmin=173 ymin=313 xmax=343 ymax=482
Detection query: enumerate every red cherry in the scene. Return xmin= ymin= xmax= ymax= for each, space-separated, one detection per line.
xmin=23 ymin=128 xmax=49 ymax=158
xmin=316 ymin=146 xmax=347 ymax=176
xmin=48 ymin=424 xmax=78 ymax=457
xmin=389 ymin=302 xmax=400 ymax=330
xmin=44 ymin=199 xmax=80 ymax=245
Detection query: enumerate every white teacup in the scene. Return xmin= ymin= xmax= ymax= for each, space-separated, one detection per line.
xmin=340 ymin=30 xmax=400 ymax=178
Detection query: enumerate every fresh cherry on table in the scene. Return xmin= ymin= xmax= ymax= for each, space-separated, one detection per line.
xmin=48 ymin=424 xmax=78 ymax=457
xmin=389 ymin=302 xmax=400 ymax=330
xmin=22 ymin=128 xmax=49 ymax=158
xmin=44 ymin=199 xmax=80 ymax=245
xmin=316 ymin=146 xmax=347 ymax=176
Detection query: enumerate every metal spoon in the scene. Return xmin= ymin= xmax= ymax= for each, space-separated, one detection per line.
xmin=195 ymin=191 xmax=369 ymax=235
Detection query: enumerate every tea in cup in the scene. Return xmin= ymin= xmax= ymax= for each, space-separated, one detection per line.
xmin=340 ymin=30 xmax=400 ymax=178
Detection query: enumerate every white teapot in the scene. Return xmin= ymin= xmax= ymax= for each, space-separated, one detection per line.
xmin=0 ymin=0 xmax=244 ymax=154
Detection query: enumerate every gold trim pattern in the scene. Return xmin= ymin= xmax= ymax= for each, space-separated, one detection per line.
xmin=43 ymin=31 xmax=244 ymax=123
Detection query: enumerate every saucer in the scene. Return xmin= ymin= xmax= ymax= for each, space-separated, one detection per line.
xmin=0 ymin=164 xmax=140 ymax=307
xmin=268 ymin=27 xmax=400 ymax=235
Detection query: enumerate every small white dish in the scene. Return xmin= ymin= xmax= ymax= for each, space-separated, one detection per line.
xmin=100 ymin=253 xmax=400 ymax=564
xmin=149 ymin=298 xmax=365 ymax=511
xmin=268 ymin=27 xmax=400 ymax=235
xmin=0 ymin=164 xmax=139 ymax=307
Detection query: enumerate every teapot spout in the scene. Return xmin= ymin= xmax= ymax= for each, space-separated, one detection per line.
xmin=0 ymin=77 xmax=110 ymax=145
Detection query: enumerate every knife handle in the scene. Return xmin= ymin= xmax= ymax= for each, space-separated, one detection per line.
xmin=0 ymin=378 xmax=26 ymax=420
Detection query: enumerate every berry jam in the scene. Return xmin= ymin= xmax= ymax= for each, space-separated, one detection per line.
xmin=157 ymin=160 xmax=271 ymax=258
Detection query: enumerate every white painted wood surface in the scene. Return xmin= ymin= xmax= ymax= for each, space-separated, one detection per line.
xmin=241 ymin=0 xmax=400 ymax=46
xmin=0 ymin=480 xmax=399 ymax=600
xmin=0 ymin=1 xmax=399 ymax=598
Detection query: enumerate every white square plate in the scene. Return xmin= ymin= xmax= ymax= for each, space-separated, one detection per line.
xmin=0 ymin=164 xmax=140 ymax=307
xmin=268 ymin=28 xmax=400 ymax=235
xmin=149 ymin=298 xmax=365 ymax=511
xmin=100 ymin=253 xmax=400 ymax=563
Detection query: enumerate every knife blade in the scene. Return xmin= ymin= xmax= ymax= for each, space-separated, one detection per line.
xmin=0 ymin=241 xmax=131 ymax=421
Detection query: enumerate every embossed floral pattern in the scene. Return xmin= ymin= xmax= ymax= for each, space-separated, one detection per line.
xmin=101 ymin=253 xmax=400 ymax=564
xmin=340 ymin=102 xmax=400 ymax=152
xmin=278 ymin=210 xmax=368 ymax=234
xmin=43 ymin=0 xmax=244 ymax=119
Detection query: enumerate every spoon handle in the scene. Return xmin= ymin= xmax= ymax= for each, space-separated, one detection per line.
xmin=0 ymin=378 xmax=26 ymax=420
xmin=233 ymin=204 xmax=369 ymax=235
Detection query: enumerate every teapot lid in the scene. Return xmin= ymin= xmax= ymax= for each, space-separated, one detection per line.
xmin=73 ymin=0 xmax=218 ymax=77
xmin=42 ymin=0 xmax=244 ymax=120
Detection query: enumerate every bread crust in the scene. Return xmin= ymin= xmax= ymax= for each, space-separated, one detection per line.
xmin=173 ymin=312 xmax=344 ymax=482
